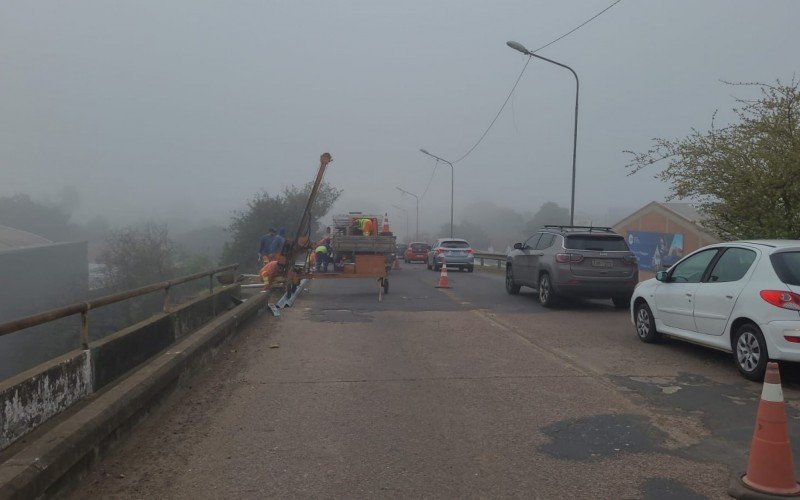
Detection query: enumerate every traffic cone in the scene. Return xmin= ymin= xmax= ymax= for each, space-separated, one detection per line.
xmin=435 ymin=262 xmax=451 ymax=288
xmin=393 ymin=255 xmax=401 ymax=270
xmin=382 ymin=213 xmax=391 ymax=233
xmin=729 ymin=362 xmax=800 ymax=498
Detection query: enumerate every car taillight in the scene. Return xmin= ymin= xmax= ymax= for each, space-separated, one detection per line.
xmin=556 ymin=253 xmax=584 ymax=263
xmin=760 ymin=290 xmax=800 ymax=311
xmin=435 ymin=248 xmax=445 ymax=254
xmin=466 ymin=249 xmax=474 ymax=254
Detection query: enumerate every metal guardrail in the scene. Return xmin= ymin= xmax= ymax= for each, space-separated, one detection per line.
xmin=473 ymin=251 xmax=507 ymax=269
xmin=0 ymin=263 xmax=239 ymax=349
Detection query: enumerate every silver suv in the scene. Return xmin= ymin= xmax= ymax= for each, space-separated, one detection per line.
xmin=505 ymin=226 xmax=638 ymax=308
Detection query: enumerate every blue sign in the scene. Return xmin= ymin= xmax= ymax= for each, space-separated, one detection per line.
xmin=627 ymin=231 xmax=684 ymax=272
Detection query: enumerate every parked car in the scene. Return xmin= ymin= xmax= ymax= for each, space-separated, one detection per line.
xmin=405 ymin=242 xmax=431 ymax=263
xmin=427 ymin=238 xmax=474 ymax=272
xmin=505 ymin=226 xmax=638 ymax=308
xmin=631 ymin=240 xmax=800 ymax=381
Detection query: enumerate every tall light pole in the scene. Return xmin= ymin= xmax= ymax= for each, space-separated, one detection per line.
xmin=419 ymin=148 xmax=454 ymax=238
xmin=507 ymin=40 xmax=579 ymax=226
xmin=395 ymin=187 xmax=419 ymax=241
xmin=391 ymin=204 xmax=409 ymax=243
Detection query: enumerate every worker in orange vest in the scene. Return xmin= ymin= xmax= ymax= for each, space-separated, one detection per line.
xmin=362 ymin=218 xmax=374 ymax=236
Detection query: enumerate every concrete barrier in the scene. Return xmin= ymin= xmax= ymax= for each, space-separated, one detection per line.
xmin=0 ymin=285 xmax=239 ymax=452
xmin=0 ymin=290 xmax=267 ymax=499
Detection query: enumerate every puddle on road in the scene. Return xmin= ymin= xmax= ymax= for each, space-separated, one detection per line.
xmin=540 ymin=414 xmax=667 ymax=460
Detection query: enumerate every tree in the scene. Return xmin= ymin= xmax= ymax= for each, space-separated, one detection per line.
xmin=627 ymin=80 xmax=800 ymax=239
xmin=0 ymin=193 xmax=73 ymax=240
xmin=222 ymin=182 xmax=342 ymax=269
xmin=442 ymin=221 xmax=490 ymax=250
xmin=524 ymin=202 xmax=570 ymax=235
xmin=100 ymin=222 xmax=178 ymax=291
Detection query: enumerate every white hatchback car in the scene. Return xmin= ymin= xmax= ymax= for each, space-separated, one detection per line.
xmin=631 ymin=240 xmax=800 ymax=380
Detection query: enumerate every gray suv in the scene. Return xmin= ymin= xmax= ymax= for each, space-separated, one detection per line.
xmin=505 ymin=226 xmax=638 ymax=308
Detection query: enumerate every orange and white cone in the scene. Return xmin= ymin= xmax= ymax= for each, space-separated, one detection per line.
xmin=730 ymin=362 xmax=800 ymax=498
xmin=435 ymin=262 xmax=451 ymax=288
xmin=382 ymin=212 xmax=391 ymax=233
xmin=393 ymin=255 xmax=401 ymax=270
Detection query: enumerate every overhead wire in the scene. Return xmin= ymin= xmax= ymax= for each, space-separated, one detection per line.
xmin=449 ymin=0 xmax=624 ymax=165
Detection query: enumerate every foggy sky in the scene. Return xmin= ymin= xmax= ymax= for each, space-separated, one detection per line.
xmin=1 ymin=0 xmax=797 ymax=234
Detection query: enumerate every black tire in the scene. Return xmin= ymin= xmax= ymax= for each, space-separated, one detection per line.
xmin=733 ymin=323 xmax=768 ymax=381
xmin=538 ymin=273 xmax=557 ymax=308
xmin=634 ymin=301 xmax=661 ymax=343
xmin=458 ymin=266 xmax=464 ymax=272
xmin=427 ymin=260 xmax=432 ymax=270
xmin=467 ymin=266 xmax=474 ymax=273
xmin=383 ymin=278 xmax=389 ymax=294
xmin=434 ymin=263 xmax=441 ymax=272
xmin=505 ymin=266 xmax=520 ymax=295
xmin=612 ymin=295 xmax=631 ymax=309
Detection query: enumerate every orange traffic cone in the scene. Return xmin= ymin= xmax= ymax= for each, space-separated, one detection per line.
xmin=435 ymin=262 xmax=451 ymax=288
xmin=382 ymin=213 xmax=391 ymax=233
xmin=393 ymin=255 xmax=401 ymax=270
xmin=730 ymin=362 xmax=800 ymax=498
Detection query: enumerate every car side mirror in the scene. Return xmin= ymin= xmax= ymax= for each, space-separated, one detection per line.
xmin=655 ymin=271 xmax=668 ymax=282
xmin=513 ymin=242 xmax=523 ymax=250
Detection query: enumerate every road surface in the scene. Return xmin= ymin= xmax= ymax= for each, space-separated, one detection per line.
xmin=72 ymin=264 xmax=800 ymax=499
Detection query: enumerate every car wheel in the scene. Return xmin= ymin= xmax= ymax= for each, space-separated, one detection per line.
xmin=505 ymin=266 xmax=520 ymax=295
xmin=634 ymin=301 xmax=661 ymax=343
xmin=538 ymin=273 xmax=557 ymax=308
xmin=734 ymin=323 xmax=768 ymax=381
xmin=434 ymin=263 xmax=441 ymax=272
xmin=612 ymin=295 xmax=631 ymax=309
xmin=427 ymin=260 xmax=432 ymax=270
xmin=467 ymin=266 xmax=474 ymax=273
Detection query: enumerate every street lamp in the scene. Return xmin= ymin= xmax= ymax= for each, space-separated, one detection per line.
xmin=507 ymin=40 xmax=579 ymax=226
xmin=391 ymin=204 xmax=410 ymax=243
xmin=419 ymin=148 xmax=454 ymax=238
xmin=395 ymin=187 xmax=419 ymax=241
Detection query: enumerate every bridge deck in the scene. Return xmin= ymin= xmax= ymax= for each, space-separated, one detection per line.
xmin=70 ymin=265 xmax=800 ymax=498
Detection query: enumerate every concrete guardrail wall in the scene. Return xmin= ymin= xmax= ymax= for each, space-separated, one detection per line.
xmin=0 ymin=285 xmax=238 ymax=450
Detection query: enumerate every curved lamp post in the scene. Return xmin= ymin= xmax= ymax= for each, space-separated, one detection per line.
xmin=507 ymin=40 xmax=579 ymax=226
xmin=419 ymin=148 xmax=454 ymax=238
xmin=391 ymin=204 xmax=410 ymax=243
xmin=395 ymin=187 xmax=419 ymax=241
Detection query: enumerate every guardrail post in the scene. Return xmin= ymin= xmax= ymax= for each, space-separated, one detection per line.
xmin=480 ymin=257 xmax=485 ymax=266
xmin=80 ymin=307 xmax=89 ymax=349
xmin=163 ymin=285 xmax=171 ymax=313
xmin=497 ymin=259 xmax=502 ymax=269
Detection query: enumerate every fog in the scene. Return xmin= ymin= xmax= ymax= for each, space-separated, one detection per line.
xmin=2 ymin=0 xmax=798 ymax=237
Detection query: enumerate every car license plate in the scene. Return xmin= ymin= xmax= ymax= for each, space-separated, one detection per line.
xmin=592 ymin=259 xmax=612 ymax=268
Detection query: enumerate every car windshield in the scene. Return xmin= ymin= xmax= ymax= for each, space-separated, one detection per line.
xmin=565 ymin=235 xmax=628 ymax=251
xmin=411 ymin=244 xmax=429 ymax=252
xmin=771 ymin=251 xmax=800 ymax=285
xmin=441 ymin=241 xmax=469 ymax=249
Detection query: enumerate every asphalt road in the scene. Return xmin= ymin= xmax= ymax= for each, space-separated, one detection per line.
xmin=72 ymin=263 xmax=800 ymax=499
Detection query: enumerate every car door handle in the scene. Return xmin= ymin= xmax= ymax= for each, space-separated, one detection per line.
xmin=685 ymin=293 xmax=693 ymax=297
xmin=726 ymin=294 xmax=734 ymax=299
xmin=537 ymin=253 xmax=544 ymax=256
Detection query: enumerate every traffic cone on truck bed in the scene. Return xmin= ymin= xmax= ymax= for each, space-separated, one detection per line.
xmin=435 ymin=262 xmax=451 ymax=289
xmin=729 ymin=362 xmax=800 ymax=498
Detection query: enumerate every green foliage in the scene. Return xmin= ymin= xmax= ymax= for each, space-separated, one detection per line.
xmin=460 ymin=202 xmax=526 ymax=250
xmin=222 ymin=182 xmax=342 ymax=270
xmin=524 ymin=202 xmax=570 ymax=236
xmin=627 ymin=80 xmax=800 ymax=239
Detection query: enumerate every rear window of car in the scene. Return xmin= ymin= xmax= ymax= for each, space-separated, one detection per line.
xmin=411 ymin=243 xmax=430 ymax=252
xmin=770 ymin=252 xmax=800 ymax=285
xmin=565 ymin=235 xmax=628 ymax=251
xmin=441 ymin=241 xmax=470 ymax=249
